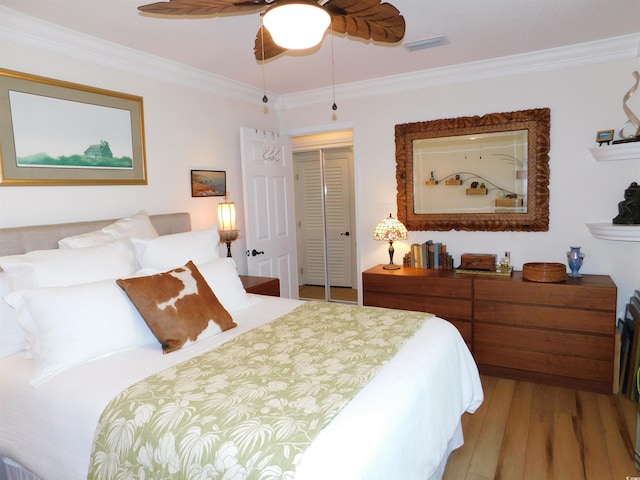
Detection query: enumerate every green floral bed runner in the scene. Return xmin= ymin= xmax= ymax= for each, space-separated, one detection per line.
xmin=88 ymin=301 xmax=432 ymax=480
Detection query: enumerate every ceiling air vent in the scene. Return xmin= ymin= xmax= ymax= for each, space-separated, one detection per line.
xmin=405 ymin=36 xmax=448 ymax=52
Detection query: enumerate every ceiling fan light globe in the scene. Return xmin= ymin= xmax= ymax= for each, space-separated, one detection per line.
xmin=263 ymin=2 xmax=330 ymax=50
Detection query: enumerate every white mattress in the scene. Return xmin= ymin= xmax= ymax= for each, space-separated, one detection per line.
xmin=0 ymin=295 xmax=483 ymax=480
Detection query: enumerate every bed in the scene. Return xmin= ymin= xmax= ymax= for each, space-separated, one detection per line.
xmin=0 ymin=211 xmax=483 ymax=480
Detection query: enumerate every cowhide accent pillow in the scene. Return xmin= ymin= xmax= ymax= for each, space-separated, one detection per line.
xmin=117 ymin=261 xmax=236 ymax=353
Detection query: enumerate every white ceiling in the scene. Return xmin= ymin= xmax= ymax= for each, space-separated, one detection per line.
xmin=2 ymin=0 xmax=639 ymax=95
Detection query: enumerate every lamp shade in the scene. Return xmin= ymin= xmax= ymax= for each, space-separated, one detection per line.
xmin=218 ymin=201 xmax=237 ymax=231
xmin=374 ymin=214 xmax=408 ymax=242
xmin=263 ymin=2 xmax=331 ymax=50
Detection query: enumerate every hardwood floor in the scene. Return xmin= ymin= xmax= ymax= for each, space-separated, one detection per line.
xmin=298 ymin=284 xmax=358 ymax=302
xmin=443 ymin=375 xmax=638 ymax=480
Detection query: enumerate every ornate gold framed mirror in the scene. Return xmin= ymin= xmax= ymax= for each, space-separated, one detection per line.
xmin=395 ymin=108 xmax=550 ymax=231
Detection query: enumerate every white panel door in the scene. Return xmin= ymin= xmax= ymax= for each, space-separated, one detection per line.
xmin=240 ymin=128 xmax=298 ymax=298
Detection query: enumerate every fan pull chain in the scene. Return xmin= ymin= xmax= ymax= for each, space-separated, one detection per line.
xmin=260 ymin=17 xmax=268 ymax=104
xmin=330 ymin=22 xmax=337 ymax=111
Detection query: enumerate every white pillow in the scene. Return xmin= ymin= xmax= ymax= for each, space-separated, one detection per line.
xmin=58 ymin=210 xmax=158 ymax=248
xmin=0 ymin=272 xmax=25 ymax=358
xmin=0 ymin=242 xmax=136 ymax=291
xmin=4 ymin=279 xmax=158 ymax=386
xmin=131 ymin=226 xmax=220 ymax=270
xmin=197 ymin=258 xmax=252 ymax=312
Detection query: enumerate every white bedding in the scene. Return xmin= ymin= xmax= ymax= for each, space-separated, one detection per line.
xmin=0 ymin=294 xmax=483 ymax=480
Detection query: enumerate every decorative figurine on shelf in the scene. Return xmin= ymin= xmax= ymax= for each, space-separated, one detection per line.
xmin=613 ymin=71 xmax=640 ymax=144
xmin=613 ymin=181 xmax=640 ymax=224
xmin=566 ymin=246 xmax=585 ymax=278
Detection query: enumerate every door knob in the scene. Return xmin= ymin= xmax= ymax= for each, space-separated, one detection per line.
xmin=340 ymin=231 xmax=350 ymax=236
xmin=247 ymin=249 xmax=265 ymax=257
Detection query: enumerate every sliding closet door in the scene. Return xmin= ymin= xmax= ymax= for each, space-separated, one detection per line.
xmin=295 ymin=150 xmax=326 ymax=294
xmin=323 ymin=147 xmax=353 ymax=288
xmin=294 ymin=144 xmax=356 ymax=302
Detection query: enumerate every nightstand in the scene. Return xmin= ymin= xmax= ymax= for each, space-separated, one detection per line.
xmin=239 ymin=275 xmax=280 ymax=297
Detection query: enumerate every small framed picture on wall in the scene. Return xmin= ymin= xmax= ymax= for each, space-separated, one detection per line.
xmin=191 ymin=170 xmax=226 ymax=197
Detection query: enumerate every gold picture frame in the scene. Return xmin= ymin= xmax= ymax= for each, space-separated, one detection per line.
xmin=0 ymin=69 xmax=147 ymax=186
xmin=396 ymin=108 xmax=550 ymax=232
xmin=596 ymin=129 xmax=614 ymax=145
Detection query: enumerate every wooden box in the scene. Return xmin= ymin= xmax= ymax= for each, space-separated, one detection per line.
xmin=460 ymin=253 xmax=497 ymax=271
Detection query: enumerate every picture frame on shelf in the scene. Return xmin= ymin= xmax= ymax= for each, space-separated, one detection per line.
xmin=0 ymin=69 xmax=147 ymax=186
xmin=596 ymin=129 xmax=614 ymax=146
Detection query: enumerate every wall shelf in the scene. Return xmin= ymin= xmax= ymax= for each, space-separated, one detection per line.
xmin=588 ymin=141 xmax=640 ymax=162
xmin=586 ymin=223 xmax=640 ymax=242
xmin=587 ymin=142 xmax=639 ymax=241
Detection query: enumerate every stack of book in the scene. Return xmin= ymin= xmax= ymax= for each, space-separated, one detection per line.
xmin=403 ymin=241 xmax=454 ymax=270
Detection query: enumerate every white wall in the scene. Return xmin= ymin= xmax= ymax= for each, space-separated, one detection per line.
xmin=0 ymin=35 xmax=279 ymax=274
xmin=1 ymin=12 xmax=638 ymax=316
xmin=281 ymin=56 xmax=640 ymax=316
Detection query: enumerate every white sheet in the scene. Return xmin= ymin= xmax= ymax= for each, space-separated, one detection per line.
xmin=0 ymin=295 xmax=483 ymax=480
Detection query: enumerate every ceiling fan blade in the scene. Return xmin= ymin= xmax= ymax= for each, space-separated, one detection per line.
xmin=254 ymin=26 xmax=288 ymax=61
xmin=324 ymin=0 xmax=405 ymax=43
xmin=138 ymin=0 xmax=268 ymax=16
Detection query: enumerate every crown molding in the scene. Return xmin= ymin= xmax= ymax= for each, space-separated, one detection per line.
xmin=2 ymin=6 xmax=638 ymax=111
xmin=278 ymin=33 xmax=640 ymax=110
xmin=0 ymin=6 xmax=267 ymax=104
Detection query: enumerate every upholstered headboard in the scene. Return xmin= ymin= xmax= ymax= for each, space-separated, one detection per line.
xmin=0 ymin=212 xmax=191 ymax=256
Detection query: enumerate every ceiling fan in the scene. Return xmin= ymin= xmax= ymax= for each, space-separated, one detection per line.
xmin=137 ymin=0 xmax=406 ymax=61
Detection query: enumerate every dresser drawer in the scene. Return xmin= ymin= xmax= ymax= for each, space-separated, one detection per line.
xmin=448 ymin=319 xmax=473 ymax=348
xmin=474 ymin=300 xmax=614 ymax=335
xmin=475 ymin=343 xmax=613 ymax=384
xmin=475 ymin=323 xmax=613 ymax=360
xmin=364 ymin=291 xmax=472 ymax=320
xmin=363 ymin=269 xmax=472 ymax=300
xmin=474 ymin=272 xmax=616 ymax=311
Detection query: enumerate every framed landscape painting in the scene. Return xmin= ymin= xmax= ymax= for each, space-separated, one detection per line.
xmin=191 ymin=170 xmax=226 ymax=197
xmin=0 ymin=69 xmax=147 ymax=186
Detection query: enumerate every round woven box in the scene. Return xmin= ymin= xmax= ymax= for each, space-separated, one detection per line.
xmin=522 ymin=262 xmax=567 ymax=282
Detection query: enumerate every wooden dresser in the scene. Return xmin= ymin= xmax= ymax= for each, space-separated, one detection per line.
xmin=362 ymin=265 xmax=473 ymax=349
xmin=362 ymin=265 xmax=617 ymax=393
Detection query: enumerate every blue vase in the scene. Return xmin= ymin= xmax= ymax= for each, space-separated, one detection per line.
xmin=566 ymin=246 xmax=584 ymax=278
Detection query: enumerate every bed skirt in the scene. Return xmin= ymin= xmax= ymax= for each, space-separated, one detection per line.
xmin=0 ymin=457 xmax=41 ymax=480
